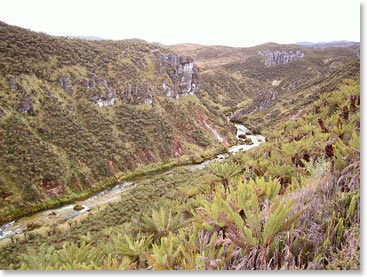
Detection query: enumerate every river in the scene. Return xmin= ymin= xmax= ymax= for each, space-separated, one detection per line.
xmin=0 ymin=124 xmax=265 ymax=241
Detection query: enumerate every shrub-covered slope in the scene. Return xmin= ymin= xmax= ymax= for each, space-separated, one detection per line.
xmin=0 ymin=22 xmax=235 ymax=223
xmin=0 ymin=73 xmax=359 ymax=270
xmin=169 ymin=42 xmax=359 ymax=117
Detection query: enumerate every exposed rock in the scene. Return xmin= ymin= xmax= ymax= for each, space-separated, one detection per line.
xmin=47 ymin=90 xmax=61 ymax=105
xmin=96 ymin=78 xmax=107 ymax=87
xmin=86 ymin=78 xmax=95 ymax=89
xmin=59 ymin=77 xmax=73 ymax=94
xmin=86 ymin=72 xmax=108 ymax=89
xmin=249 ymin=89 xmax=279 ymax=113
xmin=229 ymin=110 xmax=245 ymax=124
xmin=17 ymin=97 xmax=35 ymax=115
xmin=96 ymin=97 xmax=116 ymax=107
xmin=162 ymin=83 xmax=173 ymax=97
xmin=120 ymin=84 xmax=153 ymax=105
xmin=238 ymin=134 xmax=247 ymax=139
xmin=155 ymin=51 xmax=200 ymax=98
xmin=272 ymin=79 xmax=282 ymax=86
xmin=95 ymin=88 xmax=116 ymax=107
xmin=258 ymin=50 xmax=304 ymax=67
xmin=143 ymin=95 xmax=153 ymax=105
xmin=8 ymin=76 xmax=17 ymax=91
xmin=287 ymin=79 xmax=305 ymax=91
xmin=73 ymin=205 xmax=84 ymax=211
xmin=238 ymin=137 xmax=254 ymax=145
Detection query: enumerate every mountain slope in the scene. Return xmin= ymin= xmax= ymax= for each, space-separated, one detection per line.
xmin=0 ymin=74 xmax=360 ymax=270
xmin=0 ymin=22 xmax=235 ymax=223
xmin=169 ymin=42 xmax=359 ymax=118
xmin=0 ymin=21 xmax=360 ymax=226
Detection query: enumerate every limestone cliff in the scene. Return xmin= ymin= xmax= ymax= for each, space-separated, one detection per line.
xmin=258 ymin=50 xmax=304 ymax=66
xmin=155 ymin=51 xmax=200 ymax=98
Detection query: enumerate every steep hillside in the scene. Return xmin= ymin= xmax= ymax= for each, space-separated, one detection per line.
xmin=0 ymin=20 xmax=360 ymax=270
xmin=0 ymin=76 xmax=359 ymax=270
xmin=169 ymin=42 xmax=359 ymax=118
xmin=0 ymin=22 xmax=236 ymax=223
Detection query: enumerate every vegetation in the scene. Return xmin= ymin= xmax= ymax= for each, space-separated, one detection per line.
xmin=0 ymin=78 xmax=359 ymax=270
xmin=0 ymin=21 xmax=235 ymax=223
xmin=0 ymin=21 xmax=360 ymax=270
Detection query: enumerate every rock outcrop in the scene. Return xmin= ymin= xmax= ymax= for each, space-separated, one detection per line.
xmin=251 ymin=89 xmax=279 ymax=113
xmin=59 ymin=77 xmax=73 ymax=94
xmin=119 ymin=84 xmax=153 ymax=106
xmin=155 ymin=52 xmax=200 ymax=98
xmin=17 ymin=96 xmax=35 ymax=115
xmin=8 ymin=76 xmax=17 ymax=91
xmin=258 ymin=50 xmax=304 ymax=67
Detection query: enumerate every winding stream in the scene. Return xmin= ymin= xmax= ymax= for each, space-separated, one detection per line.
xmin=0 ymin=124 xmax=265 ymax=241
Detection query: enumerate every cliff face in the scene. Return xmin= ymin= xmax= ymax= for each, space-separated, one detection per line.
xmin=258 ymin=50 xmax=304 ymax=66
xmin=156 ymin=52 xmax=200 ymax=98
xmin=54 ymin=53 xmax=200 ymax=106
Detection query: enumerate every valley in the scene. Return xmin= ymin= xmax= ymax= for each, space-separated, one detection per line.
xmin=0 ymin=122 xmax=263 ymax=241
xmin=0 ymin=21 xmax=360 ymax=270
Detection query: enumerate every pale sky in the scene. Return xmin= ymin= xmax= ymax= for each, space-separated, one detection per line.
xmin=0 ymin=0 xmax=361 ymax=47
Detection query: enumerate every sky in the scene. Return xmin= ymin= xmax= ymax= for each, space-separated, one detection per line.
xmin=0 ymin=0 xmax=361 ymax=47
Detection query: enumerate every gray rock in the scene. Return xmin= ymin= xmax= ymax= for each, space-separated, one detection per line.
xmin=87 ymin=79 xmax=95 ymax=89
xmin=17 ymin=97 xmax=35 ymax=115
xmin=241 ymin=138 xmax=254 ymax=145
xmin=119 ymin=84 xmax=153 ymax=105
xmin=287 ymin=80 xmax=305 ymax=91
xmin=256 ymin=89 xmax=279 ymax=112
xmin=59 ymin=77 xmax=73 ymax=94
xmin=8 ymin=76 xmax=17 ymax=91
xmin=258 ymin=50 xmax=304 ymax=67
xmin=77 ymin=74 xmax=98 ymax=89
xmin=96 ymin=78 xmax=107 ymax=87
xmin=95 ymin=88 xmax=117 ymax=107
xmin=155 ymin=51 xmax=200 ymax=98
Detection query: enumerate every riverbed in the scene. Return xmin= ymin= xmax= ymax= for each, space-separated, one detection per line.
xmin=0 ymin=124 xmax=265 ymax=241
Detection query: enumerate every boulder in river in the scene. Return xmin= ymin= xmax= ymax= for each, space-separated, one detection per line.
xmin=238 ymin=134 xmax=247 ymax=139
xmin=73 ymin=205 xmax=84 ymax=211
xmin=244 ymin=138 xmax=254 ymax=145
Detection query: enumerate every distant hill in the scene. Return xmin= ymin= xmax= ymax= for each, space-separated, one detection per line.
xmin=65 ymin=35 xmax=106 ymax=40
xmin=296 ymin=40 xmax=360 ymax=48
xmin=169 ymin=41 xmax=359 ymax=124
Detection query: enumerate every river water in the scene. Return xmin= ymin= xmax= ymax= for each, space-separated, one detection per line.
xmin=0 ymin=124 xmax=265 ymax=241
